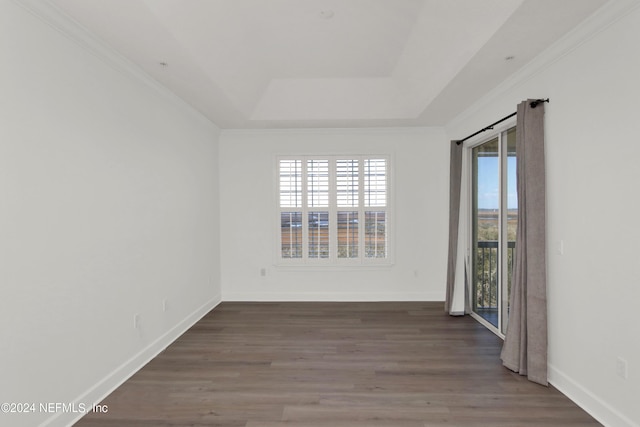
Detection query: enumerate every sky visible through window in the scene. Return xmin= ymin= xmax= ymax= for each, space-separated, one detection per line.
xmin=477 ymin=157 xmax=517 ymax=209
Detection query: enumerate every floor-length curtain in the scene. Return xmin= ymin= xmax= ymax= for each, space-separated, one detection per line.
xmin=501 ymin=99 xmax=548 ymax=385
xmin=445 ymin=140 xmax=463 ymax=315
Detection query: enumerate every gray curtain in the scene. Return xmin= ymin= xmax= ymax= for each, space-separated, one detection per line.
xmin=445 ymin=140 xmax=463 ymax=315
xmin=501 ymin=100 xmax=548 ymax=386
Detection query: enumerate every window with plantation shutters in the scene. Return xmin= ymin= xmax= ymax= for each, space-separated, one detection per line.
xmin=278 ymin=155 xmax=390 ymax=265
xmin=279 ymin=160 xmax=302 ymax=259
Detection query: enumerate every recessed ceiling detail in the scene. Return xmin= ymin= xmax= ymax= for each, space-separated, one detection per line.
xmin=48 ymin=0 xmax=609 ymax=128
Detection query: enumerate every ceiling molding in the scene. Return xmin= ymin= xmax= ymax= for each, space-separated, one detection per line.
xmin=10 ymin=0 xmax=218 ymax=130
xmin=446 ymin=0 xmax=640 ymax=132
xmin=220 ymin=126 xmax=446 ymax=137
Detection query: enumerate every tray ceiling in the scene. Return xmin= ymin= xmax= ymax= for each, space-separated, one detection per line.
xmin=49 ymin=0 xmax=608 ymax=128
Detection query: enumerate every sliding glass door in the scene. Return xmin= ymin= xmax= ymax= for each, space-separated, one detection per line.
xmin=471 ymin=127 xmax=517 ymax=335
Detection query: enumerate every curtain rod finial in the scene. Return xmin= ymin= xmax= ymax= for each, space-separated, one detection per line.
xmin=530 ymin=98 xmax=550 ymax=108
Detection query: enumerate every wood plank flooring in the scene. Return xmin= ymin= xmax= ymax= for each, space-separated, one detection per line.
xmin=76 ymin=302 xmax=601 ymax=427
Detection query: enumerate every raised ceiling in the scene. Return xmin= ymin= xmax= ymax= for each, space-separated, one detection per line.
xmin=49 ymin=0 xmax=608 ymax=129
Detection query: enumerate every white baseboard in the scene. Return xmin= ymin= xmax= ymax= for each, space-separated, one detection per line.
xmin=549 ymin=364 xmax=639 ymax=427
xmin=42 ymin=295 xmax=222 ymax=427
xmin=222 ymin=292 xmax=444 ymax=302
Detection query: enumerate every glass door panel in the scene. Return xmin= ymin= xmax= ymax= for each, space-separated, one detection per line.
xmin=471 ymin=127 xmax=517 ymax=335
xmin=472 ymin=137 xmax=500 ymax=328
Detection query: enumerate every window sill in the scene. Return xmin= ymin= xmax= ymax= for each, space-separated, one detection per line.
xmin=273 ymin=261 xmax=395 ymax=272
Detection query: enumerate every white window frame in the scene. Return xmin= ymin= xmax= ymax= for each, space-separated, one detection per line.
xmin=276 ymin=154 xmax=392 ymax=267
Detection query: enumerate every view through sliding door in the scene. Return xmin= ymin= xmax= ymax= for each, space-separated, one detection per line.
xmin=471 ymin=127 xmax=517 ymax=335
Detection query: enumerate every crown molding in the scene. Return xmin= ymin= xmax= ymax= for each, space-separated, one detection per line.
xmin=10 ymin=0 xmax=218 ymax=130
xmin=446 ymin=0 xmax=640 ymax=132
xmin=220 ymin=126 xmax=445 ymax=138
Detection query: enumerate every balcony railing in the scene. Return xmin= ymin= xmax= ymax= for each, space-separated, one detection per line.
xmin=475 ymin=240 xmax=516 ymax=310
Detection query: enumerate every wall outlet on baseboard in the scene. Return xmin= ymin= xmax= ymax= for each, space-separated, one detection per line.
xmin=616 ymin=357 xmax=628 ymax=380
xmin=133 ymin=313 xmax=140 ymax=329
xmin=260 ymin=267 xmax=267 ymax=277
xmin=162 ymin=299 xmax=168 ymax=312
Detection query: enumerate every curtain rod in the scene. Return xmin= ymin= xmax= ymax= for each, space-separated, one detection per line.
xmin=455 ymin=98 xmax=549 ymax=145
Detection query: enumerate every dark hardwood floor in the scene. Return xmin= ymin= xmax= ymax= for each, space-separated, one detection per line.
xmin=76 ymin=302 xmax=601 ymax=426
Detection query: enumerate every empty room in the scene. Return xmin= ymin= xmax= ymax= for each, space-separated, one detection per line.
xmin=1 ymin=0 xmax=639 ymax=426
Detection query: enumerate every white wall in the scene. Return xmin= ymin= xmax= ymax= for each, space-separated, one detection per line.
xmin=446 ymin=2 xmax=640 ymax=426
xmin=0 ymin=1 xmax=221 ymax=426
xmin=219 ymin=128 xmax=448 ymax=301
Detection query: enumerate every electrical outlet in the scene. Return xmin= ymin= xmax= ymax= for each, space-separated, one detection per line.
xmin=162 ymin=299 xmax=167 ymax=312
xmin=133 ymin=314 xmax=140 ymax=329
xmin=260 ymin=268 xmax=266 ymax=277
xmin=616 ymin=357 xmax=628 ymax=380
